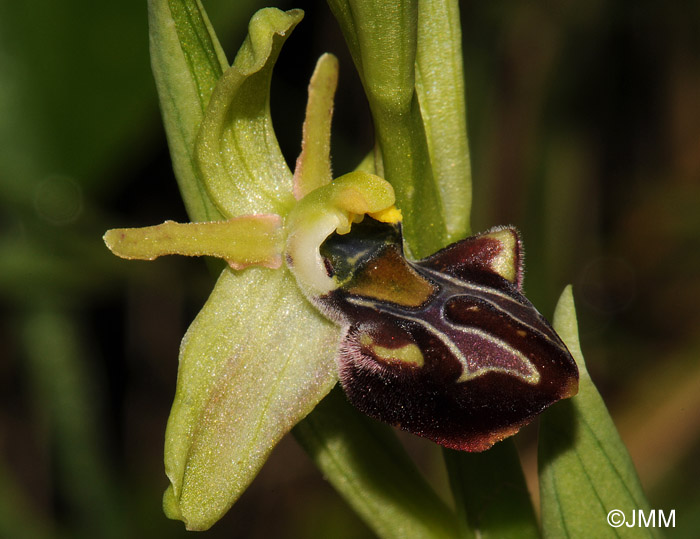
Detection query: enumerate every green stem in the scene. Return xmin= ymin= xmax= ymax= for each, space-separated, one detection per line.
xmin=444 ymin=442 xmax=539 ymax=539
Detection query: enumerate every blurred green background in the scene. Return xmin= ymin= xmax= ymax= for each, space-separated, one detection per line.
xmin=1 ymin=0 xmax=698 ymax=537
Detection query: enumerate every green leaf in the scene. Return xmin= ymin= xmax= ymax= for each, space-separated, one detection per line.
xmin=195 ymin=8 xmax=303 ymax=218
xmin=22 ymin=306 xmax=124 ymax=538
xmin=148 ymin=0 xmax=229 ymax=222
xmin=443 ymin=441 xmax=539 ymax=539
xmin=415 ymin=0 xmax=472 ymax=240
xmin=294 ymin=388 xmax=460 ymax=539
xmin=326 ymin=0 xmax=448 ymax=258
xmin=163 ymin=268 xmax=338 ymax=530
xmin=538 ymin=286 xmax=657 ymax=538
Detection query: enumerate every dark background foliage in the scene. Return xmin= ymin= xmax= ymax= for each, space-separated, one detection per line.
xmin=0 ymin=0 xmax=698 ymax=537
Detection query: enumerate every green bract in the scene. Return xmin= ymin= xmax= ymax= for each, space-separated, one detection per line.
xmin=539 ymin=287 xmax=657 ymax=539
xmin=327 ymin=0 xmax=472 ymax=257
xmin=148 ymin=0 xmax=228 ymax=221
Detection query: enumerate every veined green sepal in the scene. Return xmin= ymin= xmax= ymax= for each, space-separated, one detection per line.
xmin=195 ymin=8 xmax=303 ymax=218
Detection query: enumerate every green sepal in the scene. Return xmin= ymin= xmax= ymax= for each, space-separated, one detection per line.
xmin=538 ymin=286 xmax=656 ymax=538
xmin=195 ymin=8 xmax=303 ymax=218
xmin=163 ymin=268 xmax=338 ymax=530
xmin=151 ymin=7 xmax=344 ymax=530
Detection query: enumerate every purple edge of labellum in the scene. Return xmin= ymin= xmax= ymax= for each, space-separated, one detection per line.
xmin=317 ymin=224 xmax=579 ymax=452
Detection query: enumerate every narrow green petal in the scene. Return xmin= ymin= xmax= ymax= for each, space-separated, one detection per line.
xmin=103 ymin=215 xmax=284 ymax=269
xmin=443 ymin=442 xmax=539 ymax=539
xmin=538 ymin=286 xmax=657 ymax=538
xmin=293 ymin=53 xmax=339 ymax=200
xmin=195 ymin=8 xmax=303 ymax=218
xmin=147 ymin=0 xmax=228 ymax=222
xmin=416 ymin=0 xmax=472 ymax=240
xmin=294 ymin=389 xmax=460 ymax=539
xmin=163 ymin=268 xmax=338 ymax=530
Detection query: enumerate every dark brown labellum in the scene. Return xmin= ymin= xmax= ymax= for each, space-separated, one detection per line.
xmin=318 ymin=218 xmax=579 ymax=452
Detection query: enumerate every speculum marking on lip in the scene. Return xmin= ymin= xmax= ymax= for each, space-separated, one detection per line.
xmin=347 ymin=246 xmax=436 ymax=308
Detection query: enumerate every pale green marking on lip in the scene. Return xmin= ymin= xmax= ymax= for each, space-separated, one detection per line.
xmin=481 ymin=227 xmax=519 ymax=284
xmin=360 ymin=334 xmax=424 ymax=367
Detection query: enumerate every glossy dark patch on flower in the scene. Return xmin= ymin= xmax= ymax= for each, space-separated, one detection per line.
xmin=346 ymin=247 xmax=437 ymax=307
xmin=319 ymin=218 xmax=579 ymax=452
